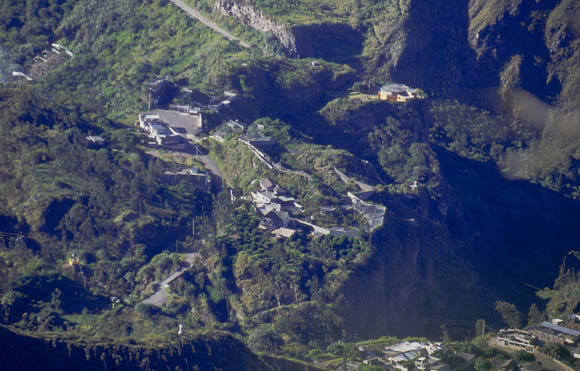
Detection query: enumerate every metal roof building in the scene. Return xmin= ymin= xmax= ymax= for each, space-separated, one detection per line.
xmin=541 ymin=321 xmax=580 ymax=337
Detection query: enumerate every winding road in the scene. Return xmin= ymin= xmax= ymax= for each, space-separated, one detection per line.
xmin=168 ymin=0 xmax=252 ymax=49
xmin=141 ymin=252 xmax=200 ymax=307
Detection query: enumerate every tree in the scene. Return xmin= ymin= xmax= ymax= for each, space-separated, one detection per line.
xmin=475 ymin=319 xmax=486 ymax=337
xmin=440 ymin=324 xmax=451 ymax=343
xmin=528 ymin=303 xmax=543 ymax=326
xmin=540 ymin=343 xmax=571 ymax=361
xmin=495 ymin=301 xmax=522 ymax=328
xmin=474 ymin=357 xmax=492 ymax=371
xmin=514 ymin=350 xmax=535 ymax=363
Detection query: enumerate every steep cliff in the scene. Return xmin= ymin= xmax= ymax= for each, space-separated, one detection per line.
xmin=214 ymin=0 xmax=363 ymax=62
xmin=214 ymin=0 xmax=298 ymax=55
xmin=0 ymin=326 xmax=314 ymax=370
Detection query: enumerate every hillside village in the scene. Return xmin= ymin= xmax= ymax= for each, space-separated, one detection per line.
xmin=316 ymin=315 xmax=580 ymax=371
xmin=134 ymin=77 xmax=393 ymax=240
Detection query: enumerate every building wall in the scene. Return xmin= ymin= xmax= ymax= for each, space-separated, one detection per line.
xmin=532 ymin=330 xmax=565 ymax=345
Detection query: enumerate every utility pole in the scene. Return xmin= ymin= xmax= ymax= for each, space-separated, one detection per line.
xmin=192 ymin=219 xmax=195 ymax=238
xmin=482 ymin=319 xmax=485 ymax=338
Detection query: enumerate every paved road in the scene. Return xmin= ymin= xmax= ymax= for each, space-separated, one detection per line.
xmin=146 ymin=148 xmax=223 ymax=191
xmin=168 ymin=0 xmax=252 ymax=49
xmin=141 ymin=253 xmax=199 ymax=307
xmin=195 ymin=154 xmax=222 ymax=179
xmin=194 ymin=154 xmax=223 ymax=192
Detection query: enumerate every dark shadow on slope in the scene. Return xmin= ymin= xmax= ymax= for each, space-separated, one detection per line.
xmin=3 ymin=274 xmax=109 ymax=323
xmin=391 ymin=0 xmax=562 ymax=102
xmin=437 ymin=148 xmax=580 ymax=303
xmin=292 ymin=23 xmax=364 ymax=66
xmin=469 ymin=0 xmax=562 ymax=102
xmin=341 ymin=147 xmax=580 ymax=339
xmin=390 ymin=0 xmax=480 ymax=98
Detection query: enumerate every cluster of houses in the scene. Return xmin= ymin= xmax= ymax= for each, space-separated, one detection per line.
xmin=347 ymin=192 xmax=386 ymax=231
xmin=378 ymin=83 xmax=421 ymax=103
xmin=497 ymin=316 xmax=580 ymax=357
xmin=251 ymin=178 xmax=302 ymax=238
xmin=359 ymin=341 xmax=448 ymax=371
xmin=137 ymin=106 xmax=203 ymax=146
xmin=333 ymin=168 xmax=386 ymax=232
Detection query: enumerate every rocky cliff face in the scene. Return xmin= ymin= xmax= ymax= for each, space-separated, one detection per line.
xmin=214 ymin=0 xmax=298 ymax=55
xmin=214 ymin=0 xmax=363 ymax=62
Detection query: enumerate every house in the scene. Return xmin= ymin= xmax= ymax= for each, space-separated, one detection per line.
xmin=348 ymin=192 xmax=386 ymax=230
xmin=384 ymin=341 xmax=443 ymax=370
xmin=258 ymin=202 xmax=282 ymax=216
xmin=168 ymin=104 xmax=199 ymax=114
xmin=378 ymin=83 xmax=419 ymax=102
xmin=252 ymin=191 xmax=278 ymax=206
xmin=496 ymin=329 xmax=537 ymax=352
xmin=86 ymin=136 xmax=105 ymax=145
xmin=528 ymin=321 xmax=580 ymax=345
xmin=162 ymin=166 xmax=210 ymax=191
xmin=225 ymin=120 xmax=245 ymax=131
xmin=210 ymin=120 xmax=245 ymax=142
xmin=559 ymin=314 xmax=580 ymax=332
xmin=150 ymin=123 xmax=182 ymax=145
xmin=262 ymin=209 xmax=289 ymax=229
xmin=259 ymin=178 xmax=274 ymax=192
xmin=272 ymin=228 xmax=297 ymax=238
xmin=539 ymin=321 xmax=580 ymax=344
xmin=138 ymin=113 xmax=188 ymax=146
xmin=145 ymin=109 xmax=203 ymax=138
xmin=530 ymin=326 xmax=566 ymax=345
xmin=277 ymin=195 xmax=297 ymax=206
xmin=242 ymin=123 xmax=276 ymax=148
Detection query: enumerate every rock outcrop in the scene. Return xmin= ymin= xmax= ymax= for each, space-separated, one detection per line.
xmin=214 ymin=0 xmax=298 ymax=55
xmin=214 ymin=0 xmax=363 ymax=62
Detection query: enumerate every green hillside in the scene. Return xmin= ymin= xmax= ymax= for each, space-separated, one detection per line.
xmin=0 ymin=0 xmax=580 ymax=368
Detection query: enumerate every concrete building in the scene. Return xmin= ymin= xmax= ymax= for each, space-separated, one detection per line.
xmin=378 ymin=83 xmax=419 ymax=102
xmin=384 ymin=341 xmax=444 ymax=370
xmin=497 ymin=329 xmax=538 ymax=352
xmin=532 ymin=321 xmax=580 ymax=344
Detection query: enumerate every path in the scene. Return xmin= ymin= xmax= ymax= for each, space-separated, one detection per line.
xmin=239 ymin=139 xmax=312 ymax=180
xmin=334 ymin=167 xmax=376 ymax=193
xmin=292 ymin=218 xmax=330 ymax=235
xmin=195 ymin=154 xmax=223 ymax=192
xmin=141 ymin=252 xmax=200 ymax=307
xmin=168 ymin=0 xmax=252 ymax=49
xmin=195 ymin=154 xmax=222 ymax=179
xmin=145 ymin=148 xmax=223 ymax=191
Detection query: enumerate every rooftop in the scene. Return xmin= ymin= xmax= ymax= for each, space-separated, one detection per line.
xmin=145 ymin=109 xmax=202 ymax=135
xmin=380 ymin=83 xmax=418 ymax=94
xmin=541 ymin=321 xmax=580 ymax=337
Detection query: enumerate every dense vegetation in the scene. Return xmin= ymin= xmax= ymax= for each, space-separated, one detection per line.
xmin=0 ymin=0 xmax=580 ymax=368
